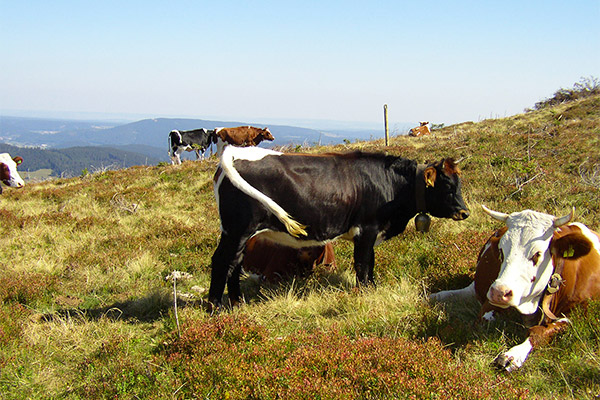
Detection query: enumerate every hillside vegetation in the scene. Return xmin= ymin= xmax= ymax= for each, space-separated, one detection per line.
xmin=1 ymin=93 xmax=599 ymax=399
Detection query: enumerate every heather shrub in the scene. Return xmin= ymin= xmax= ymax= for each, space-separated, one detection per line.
xmin=160 ymin=315 xmax=530 ymax=399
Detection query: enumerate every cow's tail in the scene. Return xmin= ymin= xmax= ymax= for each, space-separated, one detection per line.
xmin=219 ymin=147 xmax=307 ymax=238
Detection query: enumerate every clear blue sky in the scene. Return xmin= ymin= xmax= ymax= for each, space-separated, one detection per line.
xmin=1 ymin=0 xmax=599 ymax=129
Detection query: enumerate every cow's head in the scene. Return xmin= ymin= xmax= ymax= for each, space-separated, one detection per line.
xmin=0 ymin=153 xmax=25 ymax=191
xmin=260 ymin=127 xmax=275 ymax=141
xmin=421 ymin=158 xmax=469 ymax=221
xmin=482 ymin=205 xmax=573 ymax=315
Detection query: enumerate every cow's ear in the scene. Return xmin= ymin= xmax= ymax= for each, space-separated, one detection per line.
xmin=13 ymin=156 xmax=23 ymax=166
xmin=550 ymin=233 xmax=592 ymax=259
xmin=424 ymin=166 xmax=436 ymax=187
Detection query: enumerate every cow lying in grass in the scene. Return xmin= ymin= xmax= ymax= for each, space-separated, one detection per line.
xmin=430 ymin=205 xmax=600 ymax=371
xmin=243 ymin=234 xmax=336 ymax=281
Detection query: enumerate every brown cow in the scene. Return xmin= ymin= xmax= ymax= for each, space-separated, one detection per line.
xmin=243 ymin=234 xmax=336 ymax=282
xmin=215 ymin=126 xmax=275 ymax=156
xmin=409 ymin=121 xmax=431 ymax=137
xmin=430 ymin=206 xmax=600 ymax=371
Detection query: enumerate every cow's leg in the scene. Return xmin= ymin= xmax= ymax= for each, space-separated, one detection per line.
xmin=194 ymin=149 xmax=201 ymax=160
xmin=227 ymin=263 xmax=243 ymax=306
xmin=353 ymin=231 xmax=377 ymax=285
xmin=208 ymin=233 xmax=246 ymax=309
xmin=174 ymin=148 xmax=184 ymax=165
xmin=495 ymin=318 xmax=570 ymax=371
xmin=429 ymin=281 xmax=476 ymax=302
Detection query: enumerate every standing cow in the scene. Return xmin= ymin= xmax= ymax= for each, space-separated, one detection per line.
xmin=0 ymin=153 xmax=24 ymax=194
xmin=168 ymin=128 xmax=216 ymax=165
xmin=214 ymin=126 xmax=275 ymax=156
xmin=209 ymin=146 xmax=469 ymax=308
xmin=430 ymin=206 xmax=600 ymax=371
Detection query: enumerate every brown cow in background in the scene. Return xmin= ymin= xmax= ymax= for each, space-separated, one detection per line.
xmin=243 ymin=234 xmax=336 ymax=282
xmin=409 ymin=121 xmax=431 ymax=137
xmin=215 ymin=126 xmax=275 ymax=156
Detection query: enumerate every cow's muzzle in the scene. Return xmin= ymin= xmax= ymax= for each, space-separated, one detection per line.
xmin=452 ymin=209 xmax=470 ymax=221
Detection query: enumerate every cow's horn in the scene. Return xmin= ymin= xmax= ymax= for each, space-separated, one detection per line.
xmin=481 ymin=204 xmax=509 ymax=222
xmin=553 ymin=207 xmax=575 ymax=228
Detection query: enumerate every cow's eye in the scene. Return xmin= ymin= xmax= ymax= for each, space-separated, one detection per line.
xmin=531 ymin=251 xmax=541 ymax=266
xmin=498 ymin=248 xmax=504 ymax=263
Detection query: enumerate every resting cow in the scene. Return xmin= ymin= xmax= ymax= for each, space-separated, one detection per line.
xmin=214 ymin=126 xmax=274 ymax=156
xmin=209 ymin=146 xmax=469 ymax=308
xmin=168 ymin=128 xmax=216 ymax=165
xmin=243 ymin=234 xmax=336 ymax=281
xmin=0 ymin=153 xmax=24 ymax=194
xmin=409 ymin=121 xmax=431 ymax=137
xmin=430 ymin=206 xmax=600 ymax=371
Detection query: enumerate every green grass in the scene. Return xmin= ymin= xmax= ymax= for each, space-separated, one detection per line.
xmin=0 ymin=94 xmax=599 ymax=399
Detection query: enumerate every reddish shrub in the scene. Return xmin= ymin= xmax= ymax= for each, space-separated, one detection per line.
xmin=160 ymin=317 xmax=529 ymax=399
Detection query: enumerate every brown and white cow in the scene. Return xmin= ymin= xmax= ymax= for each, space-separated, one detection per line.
xmin=409 ymin=121 xmax=431 ymax=137
xmin=209 ymin=146 xmax=469 ymax=308
xmin=0 ymin=153 xmax=25 ymax=194
xmin=430 ymin=205 xmax=600 ymax=371
xmin=243 ymin=234 xmax=337 ymax=281
xmin=214 ymin=126 xmax=275 ymax=156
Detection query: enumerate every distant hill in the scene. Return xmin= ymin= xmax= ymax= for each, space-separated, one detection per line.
xmin=0 ymin=116 xmax=384 ymax=153
xmin=0 ymin=143 xmax=160 ymax=177
xmin=0 ymin=115 xmax=399 ymax=176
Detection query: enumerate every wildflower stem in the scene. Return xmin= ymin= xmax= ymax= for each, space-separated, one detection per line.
xmin=173 ymin=277 xmax=181 ymax=337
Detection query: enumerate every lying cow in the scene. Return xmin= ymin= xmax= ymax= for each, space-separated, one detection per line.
xmin=214 ymin=126 xmax=274 ymax=156
xmin=409 ymin=121 xmax=431 ymax=137
xmin=0 ymin=153 xmax=24 ymax=194
xmin=430 ymin=205 xmax=600 ymax=371
xmin=243 ymin=234 xmax=336 ymax=281
xmin=209 ymin=146 xmax=469 ymax=308
xmin=168 ymin=128 xmax=216 ymax=165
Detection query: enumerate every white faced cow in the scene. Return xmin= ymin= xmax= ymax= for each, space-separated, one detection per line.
xmin=0 ymin=153 xmax=24 ymax=194
xmin=430 ymin=206 xmax=600 ymax=371
xmin=168 ymin=129 xmax=217 ymax=165
xmin=209 ymin=146 xmax=470 ymax=309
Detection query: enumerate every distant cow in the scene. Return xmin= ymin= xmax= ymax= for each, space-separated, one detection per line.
xmin=209 ymin=146 xmax=469 ymax=308
xmin=430 ymin=206 xmax=600 ymax=371
xmin=214 ymin=126 xmax=275 ymax=156
xmin=243 ymin=234 xmax=337 ymax=281
xmin=168 ymin=129 xmax=216 ymax=165
xmin=0 ymin=153 xmax=24 ymax=194
xmin=409 ymin=121 xmax=431 ymax=137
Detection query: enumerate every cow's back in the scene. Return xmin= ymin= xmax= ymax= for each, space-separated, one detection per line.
xmin=547 ymin=224 xmax=600 ymax=316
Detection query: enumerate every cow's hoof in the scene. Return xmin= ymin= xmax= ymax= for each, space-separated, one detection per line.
xmin=494 ymin=354 xmax=518 ymax=372
xmin=206 ymin=300 xmax=222 ymax=315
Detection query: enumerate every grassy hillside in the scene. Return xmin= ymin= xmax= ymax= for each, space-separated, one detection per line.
xmin=1 ymin=94 xmax=599 ymax=399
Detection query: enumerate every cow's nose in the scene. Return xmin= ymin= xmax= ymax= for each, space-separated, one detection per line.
xmin=489 ymin=284 xmax=513 ymax=305
xmin=453 ymin=209 xmax=470 ymax=220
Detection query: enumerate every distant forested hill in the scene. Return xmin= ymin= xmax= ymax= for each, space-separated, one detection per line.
xmin=0 ymin=143 xmax=160 ymax=177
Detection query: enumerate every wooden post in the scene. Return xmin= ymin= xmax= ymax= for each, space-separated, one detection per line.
xmin=383 ymin=104 xmax=389 ymax=146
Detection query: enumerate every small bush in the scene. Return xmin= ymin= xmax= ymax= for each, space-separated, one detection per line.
xmin=532 ymin=76 xmax=600 ymax=110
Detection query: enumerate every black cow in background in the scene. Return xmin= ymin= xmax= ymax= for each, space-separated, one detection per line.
xmin=169 ymin=129 xmax=216 ymax=165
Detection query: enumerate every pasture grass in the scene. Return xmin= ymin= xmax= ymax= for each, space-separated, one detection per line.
xmin=0 ymin=94 xmax=599 ymax=398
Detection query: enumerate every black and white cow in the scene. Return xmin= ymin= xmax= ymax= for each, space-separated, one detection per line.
xmin=0 ymin=153 xmax=24 ymax=194
xmin=209 ymin=146 xmax=470 ymax=307
xmin=168 ymin=129 xmax=216 ymax=165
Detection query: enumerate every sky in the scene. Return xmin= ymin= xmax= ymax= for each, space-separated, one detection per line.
xmin=1 ymin=0 xmax=599 ymax=130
